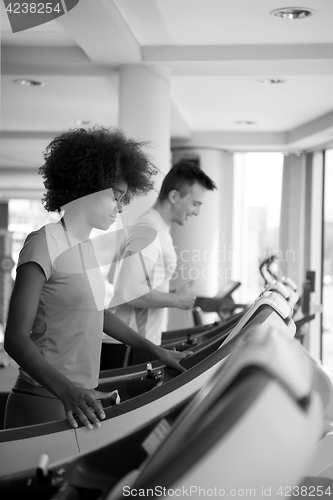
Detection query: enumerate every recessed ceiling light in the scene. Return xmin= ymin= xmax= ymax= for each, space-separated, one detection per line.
xmin=13 ymin=79 xmax=45 ymax=87
xmin=271 ymin=7 xmax=315 ymax=20
xmin=69 ymin=120 xmax=92 ymax=127
xmin=256 ymin=78 xmax=285 ymax=85
xmin=235 ymin=120 xmax=256 ymax=125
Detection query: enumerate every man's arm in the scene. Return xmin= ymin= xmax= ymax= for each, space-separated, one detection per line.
xmin=103 ymin=309 xmax=190 ymax=372
xmin=112 ymin=249 xmax=196 ymax=310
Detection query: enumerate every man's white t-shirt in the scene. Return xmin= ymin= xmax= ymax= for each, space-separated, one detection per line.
xmin=108 ymin=208 xmax=177 ymax=345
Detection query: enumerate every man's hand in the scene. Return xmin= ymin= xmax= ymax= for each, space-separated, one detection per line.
xmin=174 ymin=280 xmax=197 ymax=309
xmin=156 ymin=347 xmax=192 ymax=373
xmin=60 ymin=384 xmax=108 ymax=430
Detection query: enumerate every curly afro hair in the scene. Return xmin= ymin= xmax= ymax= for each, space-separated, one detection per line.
xmin=39 ymin=126 xmax=158 ymax=212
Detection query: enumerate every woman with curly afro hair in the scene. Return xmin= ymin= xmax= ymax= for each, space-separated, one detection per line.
xmin=4 ymin=127 xmax=189 ymax=430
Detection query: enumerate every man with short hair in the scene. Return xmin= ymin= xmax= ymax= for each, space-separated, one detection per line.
xmin=102 ymin=161 xmax=217 ymax=366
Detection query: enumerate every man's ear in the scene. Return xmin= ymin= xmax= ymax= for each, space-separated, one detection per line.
xmin=168 ymin=189 xmax=178 ymax=205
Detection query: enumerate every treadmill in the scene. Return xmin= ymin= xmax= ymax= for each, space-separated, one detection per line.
xmin=0 ymin=325 xmax=323 ymax=500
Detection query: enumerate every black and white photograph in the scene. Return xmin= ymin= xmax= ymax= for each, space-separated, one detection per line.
xmin=1 ymin=1 xmax=333 ymax=499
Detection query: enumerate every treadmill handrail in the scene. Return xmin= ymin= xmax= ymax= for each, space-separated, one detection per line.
xmin=265 ymin=280 xmax=290 ymax=300
xmin=222 ymin=291 xmax=293 ymax=344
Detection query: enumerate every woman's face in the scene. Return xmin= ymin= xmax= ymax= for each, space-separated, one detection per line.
xmin=86 ymin=181 xmax=128 ymax=230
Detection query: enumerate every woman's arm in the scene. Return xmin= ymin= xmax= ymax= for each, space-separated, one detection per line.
xmin=103 ymin=309 xmax=190 ymax=372
xmin=4 ymin=263 xmax=106 ymax=430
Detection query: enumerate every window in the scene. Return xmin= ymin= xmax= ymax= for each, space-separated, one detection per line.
xmin=322 ymin=148 xmax=333 ymax=366
xmin=231 ymin=152 xmax=284 ymax=303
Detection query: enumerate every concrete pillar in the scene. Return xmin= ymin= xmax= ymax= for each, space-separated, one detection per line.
xmin=168 ymin=148 xmax=233 ymax=329
xmin=279 ymin=152 xmax=324 ymax=361
xmin=304 ymin=152 xmax=324 ymax=361
xmin=118 ymin=64 xmax=172 ymax=228
xmin=279 ymin=154 xmax=307 ymax=289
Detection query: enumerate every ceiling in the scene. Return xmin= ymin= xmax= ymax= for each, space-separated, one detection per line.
xmin=1 ymin=0 xmax=333 ymax=195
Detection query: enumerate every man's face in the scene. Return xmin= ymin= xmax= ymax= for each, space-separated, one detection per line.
xmin=172 ymin=182 xmax=207 ymax=226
